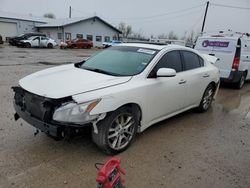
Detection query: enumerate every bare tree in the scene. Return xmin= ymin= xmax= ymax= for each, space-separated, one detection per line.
xmin=118 ymin=22 xmax=132 ymax=38
xmin=168 ymin=31 xmax=178 ymax=40
xmin=125 ymin=25 xmax=132 ymax=38
xmin=43 ymin=13 xmax=56 ymax=19
xmin=157 ymin=33 xmax=168 ymax=39
xmin=185 ymin=30 xmax=196 ymax=47
xmin=132 ymin=29 xmax=145 ymax=40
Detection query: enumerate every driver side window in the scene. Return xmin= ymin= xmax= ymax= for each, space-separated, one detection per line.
xmin=148 ymin=50 xmax=183 ymax=78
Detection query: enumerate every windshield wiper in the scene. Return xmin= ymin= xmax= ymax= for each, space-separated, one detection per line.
xmin=82 ymin=67 xmax=120 ymax=76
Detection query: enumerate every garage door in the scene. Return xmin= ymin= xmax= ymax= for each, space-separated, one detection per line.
xmin=0 ymin=22 xmax=17 ymax=41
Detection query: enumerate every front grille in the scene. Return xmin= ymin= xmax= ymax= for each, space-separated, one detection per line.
xmin=13 ymin=87 xmax=53 ymax=121
xmin=24 ymin=92 xmax=49 ymax=120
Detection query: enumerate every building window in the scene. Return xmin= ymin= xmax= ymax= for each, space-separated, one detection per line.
xmin=87 ymin=35 xmax=93 ymax=41
xmin=65 ymin=33 xmax=71 ymax=40
xmin=76 ymin=34 xmax=83 ymax=39
xmin=96 ymin=36 xmax=102 ymax=42
xmin=104 ymin=36 xmax=110 ymax=42
xmin=57 ymin=33 xmax=62 ymax=39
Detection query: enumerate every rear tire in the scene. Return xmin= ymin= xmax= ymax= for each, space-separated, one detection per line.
xmin=197 ymin=84 xmax=215 ymax=112
xmin=92 ymin=106 xmax=138 ymax=155
xmin=236 ymin=74 xmax=246 ymax=89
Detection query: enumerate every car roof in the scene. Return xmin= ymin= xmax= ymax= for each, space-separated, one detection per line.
xmin=119 ymin=43 xmax=192 ymax=51
xmin=197 ymin=35 xmax=239 ymax=40
xmin=119 ymin=43 xmax=167 ymax=50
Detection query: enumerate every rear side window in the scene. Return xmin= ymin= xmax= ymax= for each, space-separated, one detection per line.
xmin=148 ymin=50 xmax=182 ymax=77
xmin=199 ymin=57 xmax=204 ymax=66
xmin=182 ymin=51 xmax=202 ymax=70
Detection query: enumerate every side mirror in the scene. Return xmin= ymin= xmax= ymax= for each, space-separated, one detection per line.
xmin=156 ymin=68 xmax=176 ymax=77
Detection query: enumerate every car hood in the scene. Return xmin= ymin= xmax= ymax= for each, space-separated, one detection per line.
xmin=19 ymin=64 xmax=132 ymax=99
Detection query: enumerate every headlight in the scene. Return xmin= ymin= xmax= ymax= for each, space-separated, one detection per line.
xmin=52 ymin=99 xmax=100 ymax=124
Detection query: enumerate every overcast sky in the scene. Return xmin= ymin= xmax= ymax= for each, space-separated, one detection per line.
xmin=0 ymin=0 xmax=249 ymax=37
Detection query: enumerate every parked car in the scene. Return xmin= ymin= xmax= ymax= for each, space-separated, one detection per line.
xmin=0 ymin=35 xmax=3 ymax=44
xmin=103 ymin=40 xmax=122 ymax=48
xmin=19 ymin=36 xmax=57 ymax=48
xmin=66 ymin=39 xmax=93 ymax=49
xmin=59 ymin=42 xmax=68 ymax=49
xmin=195 ymin=31 xmax=250 ymax=89
xmin=9 ymin=33 xmax=46 ymax=46
xmin=12 ymin=43 xmax=219 ymax=154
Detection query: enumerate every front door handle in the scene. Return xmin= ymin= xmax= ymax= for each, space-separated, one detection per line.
xmin=203 ymin=73 xmax=210 ymax=78
xmin=179 ymin=79 xmax=187 ymax=84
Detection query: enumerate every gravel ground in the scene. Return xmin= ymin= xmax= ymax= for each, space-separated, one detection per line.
xmin=0 ymin=44 xmax=250 ymax=188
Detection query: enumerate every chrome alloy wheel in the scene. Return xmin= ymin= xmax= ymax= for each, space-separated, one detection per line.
xmin=108 ymin=113 xmax=135 ymax=150
xmin=202 ymin=87 xmax=214 ymax=110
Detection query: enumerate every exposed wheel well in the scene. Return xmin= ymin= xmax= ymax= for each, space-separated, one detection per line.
xmin=116 ymin=103 xmax=142 ymax=123
xmin=209 ymin=81 xmax=216 ymax=91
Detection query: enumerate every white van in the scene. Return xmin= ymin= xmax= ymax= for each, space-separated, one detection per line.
xmin=195 ymin=32 xmax=250 ymax=89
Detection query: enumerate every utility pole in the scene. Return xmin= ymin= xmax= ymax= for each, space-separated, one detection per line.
xmin=201 ymin=1 xmax=209 ymax=33
xmin=69 ymin=6 xmax=72 ymax=18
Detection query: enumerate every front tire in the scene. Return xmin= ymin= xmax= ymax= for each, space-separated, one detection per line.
xmin=47 ymin=43 xmax=53 ymax=48
xmin=197 ymin=84 xmax=215 ymax=112
xmin=25 ymin=42 xmax=31 ymax=48
xmin=92 ymin=106 xmax=138 ymax=155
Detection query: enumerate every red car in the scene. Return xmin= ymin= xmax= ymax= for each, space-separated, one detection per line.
xmin=66 ymin=39 xmax=93 ymax=49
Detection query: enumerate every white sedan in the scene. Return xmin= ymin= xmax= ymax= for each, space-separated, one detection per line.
xmin=20 ymin=36 xmax=57 ymax=48
xmin=13 ymin=43 xmax=219 ymax=154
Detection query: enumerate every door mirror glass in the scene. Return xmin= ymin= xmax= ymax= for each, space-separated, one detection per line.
xmin=156 ymin=68 xmax=176 ymax=77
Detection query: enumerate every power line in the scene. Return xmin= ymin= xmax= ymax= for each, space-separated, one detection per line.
xmin=211 ymin=3 xmax=250 ymax=10
xmin=103 ymin=3 xmax=205 ymax=20
xmin=69 ymin=3 xmax=206 ymax=22
xmin=109 ymin=8 xmax=204 ymax=24
xmin=188 ymin=11 xmax=204 ymax=32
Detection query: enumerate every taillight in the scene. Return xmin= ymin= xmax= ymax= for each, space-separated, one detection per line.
xmin=232 ymin=57 xmax=240 ymax=71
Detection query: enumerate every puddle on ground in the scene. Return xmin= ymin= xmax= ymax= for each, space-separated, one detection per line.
xmin=216 ymin=86 xmax=250 ymax=117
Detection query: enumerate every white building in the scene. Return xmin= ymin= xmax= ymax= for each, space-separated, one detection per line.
xmin=0 ymin=11 xmax=122 ymax=47
xmin=36 ymin=16 xmax=122 ymax=47
xmin=0 ymin=11 xmax=50 ymax=40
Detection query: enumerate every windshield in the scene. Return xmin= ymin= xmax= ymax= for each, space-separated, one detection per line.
xmin=27 ymin=36 xmax=38 ymax=40
xmin=81 ymin=46 xmax=158 ymax=76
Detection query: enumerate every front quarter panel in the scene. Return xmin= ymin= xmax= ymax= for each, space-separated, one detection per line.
xmin=72 ymin=79 xmax=145 ymax=115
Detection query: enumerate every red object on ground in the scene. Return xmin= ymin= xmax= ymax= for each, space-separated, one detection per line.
xmin=96 ymin=157 xmax=126 ymax=188
xmin=66 ymin=39 xmax=93 ymax=49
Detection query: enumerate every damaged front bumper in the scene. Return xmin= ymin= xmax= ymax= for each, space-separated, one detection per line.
xmin=14 ymin=103 xmax=60 ymax=137
xmin=12 ymin=86 xmax=93 ymax=138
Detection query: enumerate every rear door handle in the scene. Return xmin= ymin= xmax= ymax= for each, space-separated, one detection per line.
xmin=203 ymin=73 xmax=210 ymax=78
xmin=179 ymin=79 xmax=187 ymax=84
